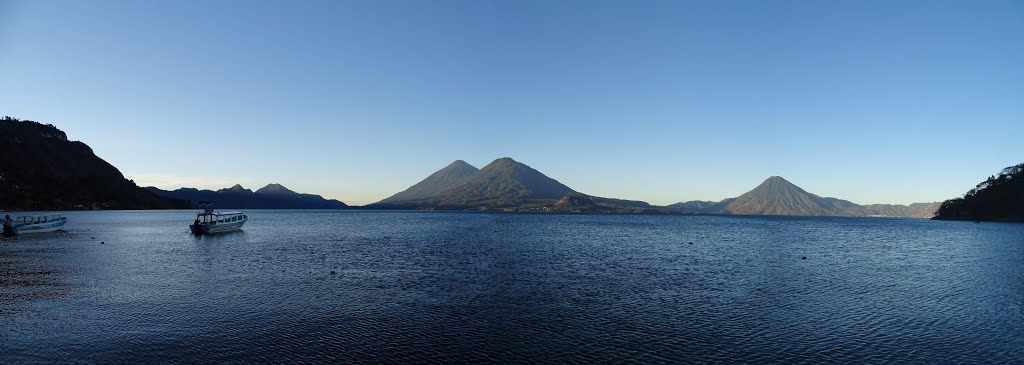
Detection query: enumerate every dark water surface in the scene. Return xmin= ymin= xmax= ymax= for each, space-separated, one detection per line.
xmin=2 ymin=211 xmax=1023 ymax=364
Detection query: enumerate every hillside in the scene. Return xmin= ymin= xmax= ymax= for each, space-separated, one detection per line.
xmin=668 ymin=177 xmax=941 ymax=218
xmin=371 ymin=157 xmax=654 ymax=211
xmin=704 ymin=176 xmax=868 ymax=216
xmin=419 ymin=157 xmax=574 ymax=208
xmin=0 ymin=117 xmax=188 ymax=210
xmin=550 ymin=192 xmax=664 ymax=213
xmin=552 ymin=192 xmax=599 ymax=211
xmin=148 ymin=183 xmax=348 ymax=209
xmin=374 ymin=157 xmax=573 ymax=209
xmin=934 ymin=163 xmax=1024 ymax=222
xmin=377 ymin=160 xmax=478 ymax=204
xmin=667 ymin=200 xmax=717 ymax=213
xmin=862 ymin=203 xmax=940 ymax=218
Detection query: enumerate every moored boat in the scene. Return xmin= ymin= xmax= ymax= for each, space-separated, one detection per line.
xmin=2 ymin=213 xmax=68 ymax=236
xmin=190 ymin=206 xmax=247 ymax=235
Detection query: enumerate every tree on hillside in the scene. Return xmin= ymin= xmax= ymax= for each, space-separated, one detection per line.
xmin=935 ymin=162 xmax=1024 ymax=222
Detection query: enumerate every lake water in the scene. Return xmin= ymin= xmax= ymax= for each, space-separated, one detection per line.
xmin=1 ymin=211 xmax=1023 ymax=364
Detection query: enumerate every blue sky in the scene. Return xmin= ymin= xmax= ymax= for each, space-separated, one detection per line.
xmin=1 ymin=0 xmax=1022 ymax=205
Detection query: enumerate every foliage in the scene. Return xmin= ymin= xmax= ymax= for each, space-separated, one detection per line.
xmin=934 ymin=162 xmax=1024 ymax=222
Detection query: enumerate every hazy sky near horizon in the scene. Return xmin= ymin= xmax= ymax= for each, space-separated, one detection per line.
xmin=1 ymin=0 xmax=1022 ymax=205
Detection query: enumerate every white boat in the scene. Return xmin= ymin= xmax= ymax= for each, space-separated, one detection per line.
xmin=2 ymin=213 xmax=68 ymax=236
xmin=190 ymin=206 xmax=247 ymax=235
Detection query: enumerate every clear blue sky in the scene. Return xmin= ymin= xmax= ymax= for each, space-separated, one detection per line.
xmin=1 ymin=0 xmax=1022 ymax=205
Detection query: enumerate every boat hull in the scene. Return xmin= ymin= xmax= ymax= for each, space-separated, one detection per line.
xmin=9 ymin=218 xmax=67 ymax=235
xmin=190 ymin=219 xmax=246 ymax=235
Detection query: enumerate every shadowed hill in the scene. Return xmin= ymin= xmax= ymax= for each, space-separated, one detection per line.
xmin=0 ymin=117 xmax=189 ymax=210
xmin=377 ymin=160 xmax=478 ymax=204
xmin=934 ymin=163 xmax=1024 ymax=222
xmin=255 ymin=183 xmax=296 ymax=195
xmin=148 ymin=183 xmax=348 ymax=209
xmin=221 ymin=184 xmax=253 ymax=194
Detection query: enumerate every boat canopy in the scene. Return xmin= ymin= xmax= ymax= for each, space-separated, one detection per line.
xmin=195 ymin=210 xmax=247 ymax=223
xmin=14 ymin=214 xmax=62 ymax=224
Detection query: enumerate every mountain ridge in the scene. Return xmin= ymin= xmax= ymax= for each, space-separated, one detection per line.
xmin=149 ymin=183 xmax=348 ymax=209
xmin=0 ymin=116 xmax=953 ymax=216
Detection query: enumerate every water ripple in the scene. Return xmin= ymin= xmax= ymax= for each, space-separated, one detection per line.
xmin=1 ymin=212 xmax=1023 ymax=364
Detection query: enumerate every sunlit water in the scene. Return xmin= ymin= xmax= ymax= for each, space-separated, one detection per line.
xmin=1 ymin=210 xmax=1023 ymax=364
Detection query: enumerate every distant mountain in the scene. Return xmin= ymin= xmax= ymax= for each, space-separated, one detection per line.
xmin=934 ymin=163 xmax=1024 ymax=222
xmin=255 ymin=183 xmax=296 ymax=195
xmin=148 ymin=183 xmax=348 ymax=209
xmin=392 ymin=157 xmax=573 ymax=209
xmin=221 ymin=184 xmax=253 ymax=194
xmin=377 ymin=160 xmax=478 ymax=204
xmin=666 ymin=200 xmax=718 ymax=213
xmin=371 ymin=157 xmax=654 ymax=211
xmin=0 ymin=117 xmax=188 ymax=210
xmin=669 ymin=177 xmax=940 ymax=218
xmin=703 ymin=176 xmax=867 ymax=216
xmin=862 ymin=202 xmax=940 ymax=218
